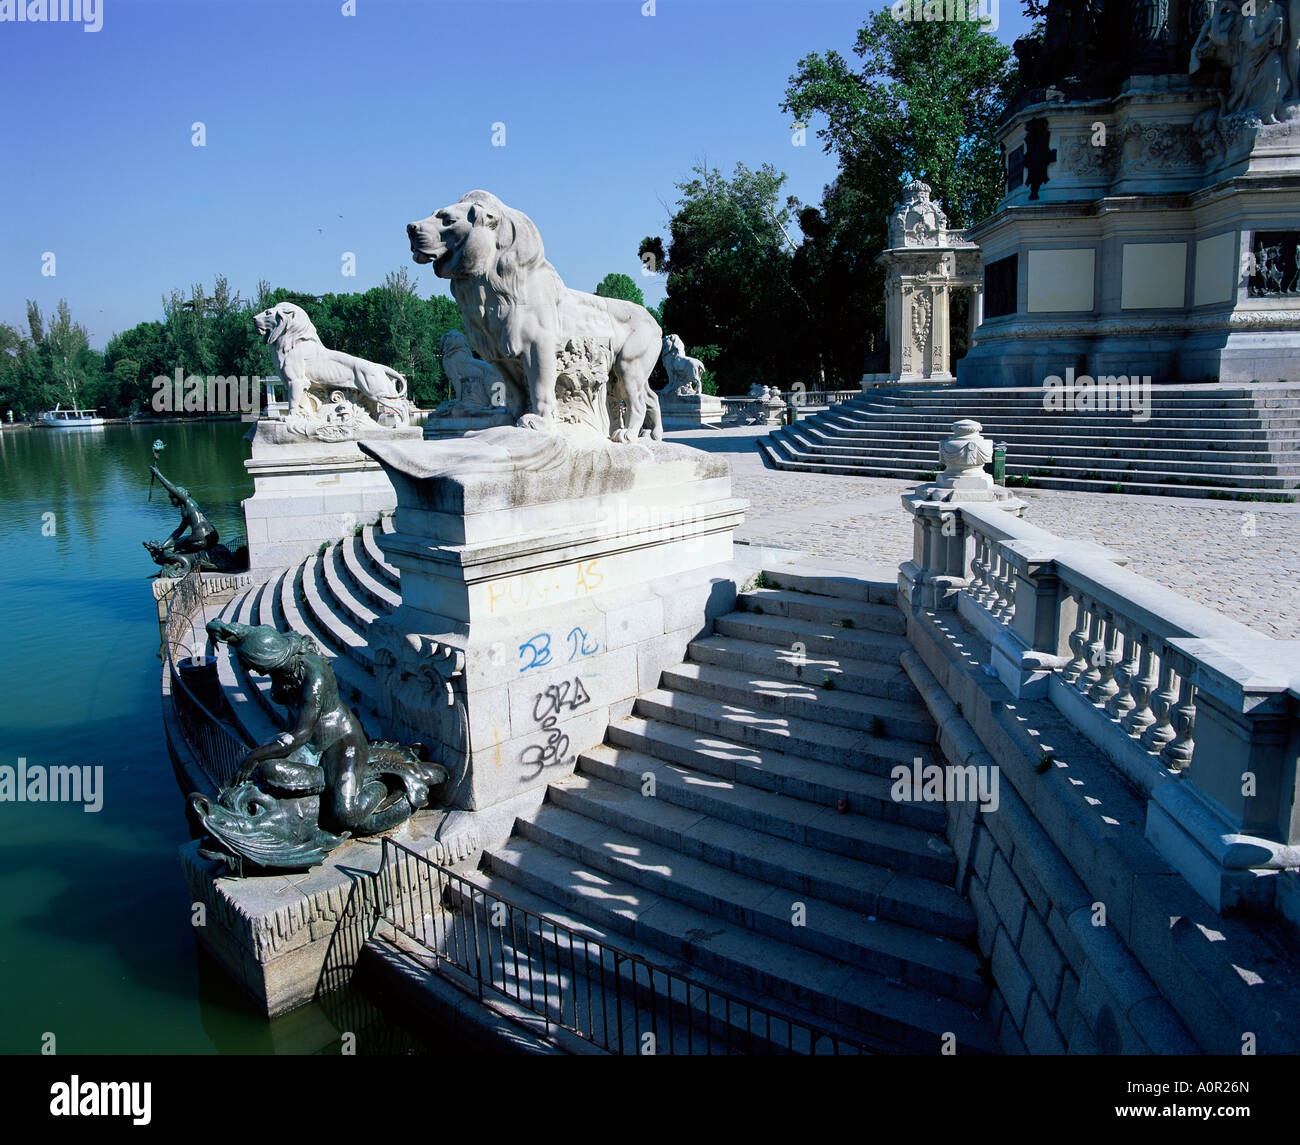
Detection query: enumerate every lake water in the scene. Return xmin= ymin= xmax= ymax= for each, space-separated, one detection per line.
xmin=0 ymin=421 xmax=434 ymax=1054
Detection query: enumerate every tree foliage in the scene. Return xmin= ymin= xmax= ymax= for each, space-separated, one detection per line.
xmin=652 ymin=161 xmax=819 ymax=393
xmin=594 ymin=272 xmax=645 ymax=307
xmin=0 ymin=273 xmax=468 ymax=419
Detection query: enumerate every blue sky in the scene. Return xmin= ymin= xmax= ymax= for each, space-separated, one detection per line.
xmin=0 ymin=0 xmax=1032 ymax=348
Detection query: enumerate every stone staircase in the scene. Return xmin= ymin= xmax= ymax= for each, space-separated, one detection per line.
xmin=761 ymin=385 xmax=1300 ymax=500
xmin=460 ymin=569 xmax=996 ymax=1054
xmin=204 ymin=516 xmax=400 ymax=744
xmin=203 ymin=529 xmax=997 ymax=1052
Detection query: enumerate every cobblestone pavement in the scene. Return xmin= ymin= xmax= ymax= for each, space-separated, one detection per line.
xmin=670 ymin=427 xmax=1300 ymax=640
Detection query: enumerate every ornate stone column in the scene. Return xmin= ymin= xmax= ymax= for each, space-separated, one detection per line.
xmin=875 ymin=181 xmax=981 ymax=385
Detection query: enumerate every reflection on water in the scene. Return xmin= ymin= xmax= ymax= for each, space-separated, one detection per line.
xmin=0 ymin=422 xmax=435 ymax=1054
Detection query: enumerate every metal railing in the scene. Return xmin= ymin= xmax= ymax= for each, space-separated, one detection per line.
xmin=376 ymin=837 xmax=866 ymax=1055
xmin=163 ymin=568 xmax=253 ymax=789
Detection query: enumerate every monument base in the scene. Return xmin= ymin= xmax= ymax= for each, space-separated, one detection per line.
xmin=242 ymin=420 xmax=423 ymax=569
xmin=659 ymin=391 xmax=723 ymax=430
xmin=180 ymin=810 xmax=482 ymax=1017
xmin=361 ymin=426 xmax=751 ymax=813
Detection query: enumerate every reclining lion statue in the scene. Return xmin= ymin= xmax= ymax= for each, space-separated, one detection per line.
xmin=407 ymin=190 xmax=662 ymax=442
xmin=253 ymin=301 xmax=412 ymax=429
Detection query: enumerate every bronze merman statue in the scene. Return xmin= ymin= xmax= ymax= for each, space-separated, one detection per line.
xmin=143 ymin=447 xmax=247 ymax=577
xmin=190 ymin=620 xmax=448 ymax=874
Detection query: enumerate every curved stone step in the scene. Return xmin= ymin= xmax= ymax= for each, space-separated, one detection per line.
xmin=342 ymin=532 xmax=400 ymax=611
xmin=280 ymin=558 xmax=380 ymax=724
xmin=484 ymin=836 xmax=995 ymax=1052
xmin=301 ymin=551 xmax=375 ymax=671
xmin=321 ymin=539 xmax=379 ymax=631
xmin=361 ymin=523 xmax=401 ymax=589
xmin=606 ymin=714 xmax=946 ymax=831
xmin=578 ymin=743 xmax=952 ymax=880
xmin=209 ymin=592 xmax=280 ymax=749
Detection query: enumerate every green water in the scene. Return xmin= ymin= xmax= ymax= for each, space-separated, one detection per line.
xmin=0 ymin=422 xmax=428 ymax=1054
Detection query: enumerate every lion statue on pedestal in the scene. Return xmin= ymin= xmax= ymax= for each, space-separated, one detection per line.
xmin=253 ymin=302 xmax=412 ymax=430
xmin=407 ymin=190 xmax=662 ymax=442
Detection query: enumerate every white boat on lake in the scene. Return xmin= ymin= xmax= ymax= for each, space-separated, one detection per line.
xmin=38 ymin=404 xmax=105 ymax=429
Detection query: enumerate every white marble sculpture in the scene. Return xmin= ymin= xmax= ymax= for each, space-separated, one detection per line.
xmin=887 ymin=180 xmax=951 ymax=248
xmin=253 ymin=302 xmax=412 ymax=440
xmin=661 ymin=334 xmax=705 ymax=395
xmin=436 ymin=331 xmax=508 ymax=418
xmin=407 ymin=190 xmax=663 ymax=443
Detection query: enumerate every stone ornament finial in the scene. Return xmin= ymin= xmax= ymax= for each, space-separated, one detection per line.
xmin=888 ymin=179 xmax=950 ymax=248
xmin=938 ymin=419 xmax=995 ymax=491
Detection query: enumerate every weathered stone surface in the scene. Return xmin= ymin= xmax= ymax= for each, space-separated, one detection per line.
xmin=1018 ymin=908 xmax=1066 ymax=1011
xmin=361 ymin=429 xmax=751 ymax=813
xmin=991 ymin=925 xmax=1034 ymax=1030
xmin=180 ymin=811 xmax=480 ymax=1017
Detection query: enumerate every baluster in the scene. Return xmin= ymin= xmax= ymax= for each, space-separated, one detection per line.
xmin=969 ymin=533 xmax=990 ymax=605
xmin=1140 ymin=653 xmax=1178 ymax=753
xmin=1079 ymin=601 xmax=1106 ymax=694
xmin=1122 ymin=641 xmax=1157 ymax=736
xmin=1062 ymin=592 xmax=1090 ymax=684
xmin=1107 ymin=622 xmax=1140 ymax=721
xmin=1160 ymin=668 xmax=1197 ymax=771
xmin=1089 ymin=611 xmax=1120 ymax=706
xmin=993 ymin=550 xmax=1013 ymax=620
xmin=1002 ymin=556 xmax=1017 ymax=621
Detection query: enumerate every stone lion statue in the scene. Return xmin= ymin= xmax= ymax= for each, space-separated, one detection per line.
xmin=407 ymin=190 xmax=662 ymax=442
xmin=661 ymin=334 xmax=705 ymax=396
xmin=437 ymin=330 xmax=512 ymax=417
xmin=253 ymin=302 xmax=412 ymax=428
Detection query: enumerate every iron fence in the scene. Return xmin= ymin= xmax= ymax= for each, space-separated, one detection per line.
xmin=376 ymin=836 xmax=867 ymax=1055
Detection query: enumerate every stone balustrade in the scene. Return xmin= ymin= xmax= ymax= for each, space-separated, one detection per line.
xmin=901 ymin=421 xmax=1300 ymax=917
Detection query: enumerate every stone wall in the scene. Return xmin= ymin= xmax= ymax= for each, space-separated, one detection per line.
xmin=901 ymin=607 xmax=1300 ymax=1054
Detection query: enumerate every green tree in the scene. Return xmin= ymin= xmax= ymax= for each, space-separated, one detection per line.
xmin=781 ymin=11 xmax=1015 ymax=378
xmin=650 ymin=161 xmax=814 ymax=393
xmin=594 ymin=272 xmax=645 ymax=307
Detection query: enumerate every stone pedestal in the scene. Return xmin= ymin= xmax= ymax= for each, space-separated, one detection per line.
xmin=658 ymin=390 xmax=724 ymax=430
xmin=360 ymin=427 xmax=749 ymax=813
xmin=180 ymin=811 xmax=480 ymax=1017
xmin=242 ymin=420 xmax=423 ymax=569
xmin=879 ymin=181 xmax=982 ymax=383
xmin=960 ymin=82 xmax=1300 ymax=388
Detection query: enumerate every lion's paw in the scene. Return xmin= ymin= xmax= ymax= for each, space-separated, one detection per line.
xmin=609 ymin=428 xmax=632 ymax=444
xmin=516 ymin=414 xmax=550 ymax=432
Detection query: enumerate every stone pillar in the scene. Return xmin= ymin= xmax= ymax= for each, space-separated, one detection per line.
xmin=969 ymin=285 xmax=984 ymax=340
xmin=932 ymin=284 xmax=950 ymax=379
xmin=361 ymin=428 xmax=749 ymax=814
xmin=899 ymin=420 xmax=1026 ymax=611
